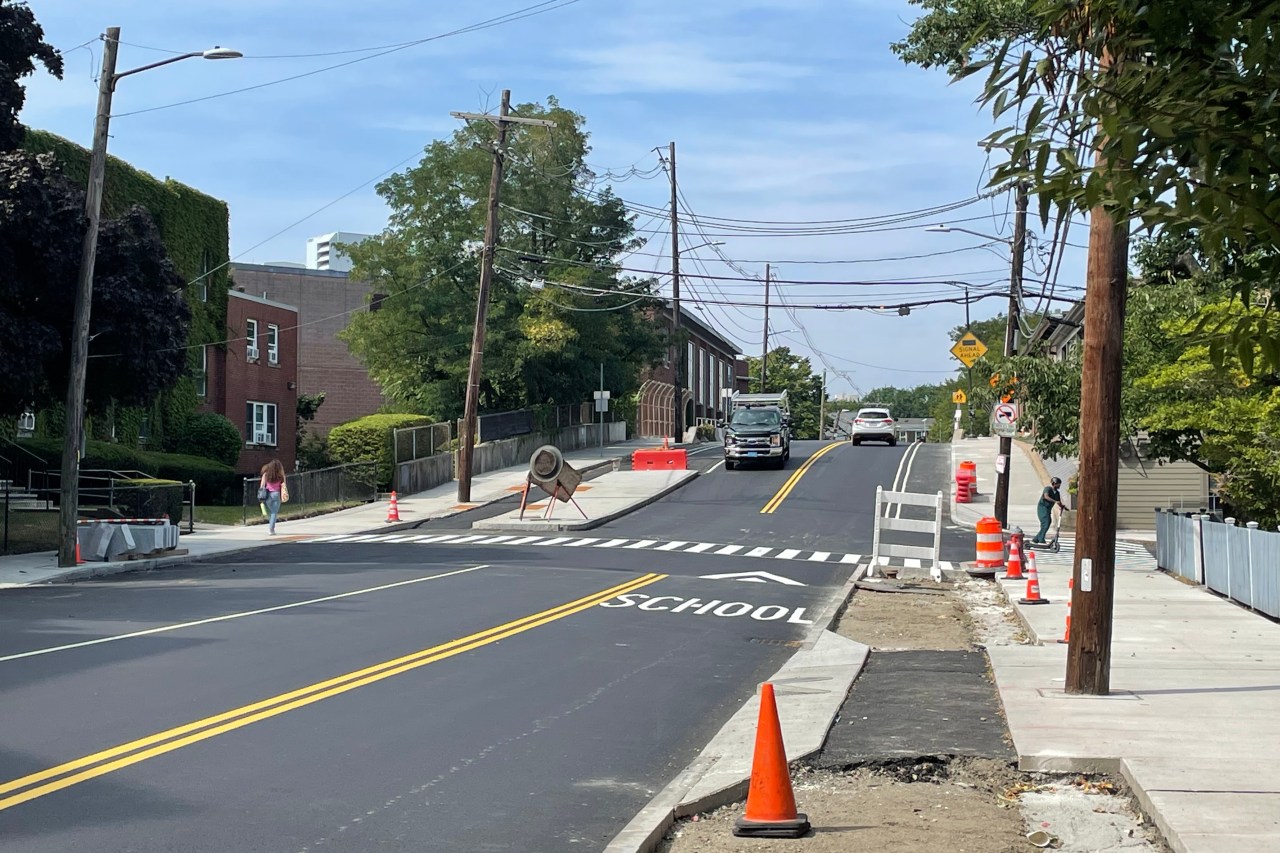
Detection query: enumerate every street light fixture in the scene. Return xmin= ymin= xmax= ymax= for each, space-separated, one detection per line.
xmin=926 ymin=223 xmax=1011 ymax=244
xmin=57 ymin=29 xmax=241 ymax=568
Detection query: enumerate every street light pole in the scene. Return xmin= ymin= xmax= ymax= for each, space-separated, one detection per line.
xmin=57 ymin=28 xmax=120 ymax=568
xmin=760 ymin=263 xmax=771 ymax=392
xmin=993 ymin=177 xmax=1028 ymax=529
xmin=57 ymin=32 xmax=242 ymax=567
xmin=668 ymin=141 xmax=682 ymax=444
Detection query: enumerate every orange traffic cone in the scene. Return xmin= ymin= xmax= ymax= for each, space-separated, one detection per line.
xmin=385 ymin=491 xmax=401 ymax=523
xmin=1004 ymin=532 xmax=1025 ymax=580
xmin=75 ymin=540 xmax=84 ymax=566
xmin=1019 ymin=551 xmax=1049 ymax=605
xmin=1057 ymin=578 xmax=1074 ymax=643
xmin=732 ymin=683 xmax=811 ymax=838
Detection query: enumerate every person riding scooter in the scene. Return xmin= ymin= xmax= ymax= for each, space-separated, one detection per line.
xmin=1032 ymin=477 xmax=1068 ymax=545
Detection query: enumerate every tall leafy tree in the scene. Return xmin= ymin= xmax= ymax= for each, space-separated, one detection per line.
xmin=0 ymin=153 xmax=190 ymax=416
xmin=341 ymin=97 xmax=665 ymax=420
xmin=744 ymin=347 xmax=823 ymax=438
xmin=0 ymin=0 xmax=62 ymax=152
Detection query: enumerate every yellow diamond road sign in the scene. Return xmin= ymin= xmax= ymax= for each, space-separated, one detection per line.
xmin=952 ymin=390 xmax=967 ymax=404
xmin=950 ymin=333 xmax=989 ymax=368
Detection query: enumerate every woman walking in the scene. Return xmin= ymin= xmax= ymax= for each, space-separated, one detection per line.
xmin=258 ymin=459 xmax=288 ymax=534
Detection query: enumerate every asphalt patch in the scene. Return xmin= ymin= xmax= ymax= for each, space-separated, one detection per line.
xmin=815 ymin=650 xmax=1014 ymax=769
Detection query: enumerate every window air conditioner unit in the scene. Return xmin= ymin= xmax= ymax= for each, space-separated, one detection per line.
xmin=246 ymin=345 xmax=260 ymax=361
xmin=268 ymin=350 xmax=278 ymax=366
xmin=253 ymin=431 xmax=272 ymax=445
xmin=17 ymin=412 xmax=36 ymax=431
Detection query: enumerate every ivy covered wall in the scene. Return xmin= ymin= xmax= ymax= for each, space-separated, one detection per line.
xmin=22 ymin=129 xmax=231 ymax=452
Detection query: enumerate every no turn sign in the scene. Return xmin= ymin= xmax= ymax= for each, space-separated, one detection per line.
xmin=993 ymin=402 xmax=1020 ymax=424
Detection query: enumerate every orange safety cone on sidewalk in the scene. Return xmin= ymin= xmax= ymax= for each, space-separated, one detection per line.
xmin=732 ymin=683 xmax=811 ymax=839
xmin=386 ymin=491 xmax=401 ymax=523
xmin=1019 ymin=551 xmax=1049 ymax=605
xmin=1004 ymin=531 xmax=1025 ymax=580
xmin=1057 ymin=578 xmax=1074 ymax=643
xmin=75 ymin=541 xmax=84 ymax=566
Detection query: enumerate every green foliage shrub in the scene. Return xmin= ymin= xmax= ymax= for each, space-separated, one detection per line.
xmin=172 ymin=412 xmax=242 ymax=466
xmin=328 ymin=414 xmax=434 ymax=487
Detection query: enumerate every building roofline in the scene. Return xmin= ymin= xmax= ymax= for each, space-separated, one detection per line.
xmin=653 ymin=300 xmax=741 ymax=355
xmin=228 ymin=289 xmax=299 ymax=313
xmin=231 ymin=262 xmax=352 ymax=280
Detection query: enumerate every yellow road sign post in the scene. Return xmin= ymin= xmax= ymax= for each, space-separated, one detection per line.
xmin=950 ymin=333 xmax=988 ymax=368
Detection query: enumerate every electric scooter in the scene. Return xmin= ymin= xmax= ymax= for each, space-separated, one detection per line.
xmin=1027 ymin=506 xmax=1065 ymax=553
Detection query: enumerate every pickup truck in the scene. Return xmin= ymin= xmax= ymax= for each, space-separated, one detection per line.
xmin=722 ymin=392 xmax=791 ymax=470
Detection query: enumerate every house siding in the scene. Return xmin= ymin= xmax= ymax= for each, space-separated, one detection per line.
xmin=1116 ymin=457 xmax=1209 ymax=529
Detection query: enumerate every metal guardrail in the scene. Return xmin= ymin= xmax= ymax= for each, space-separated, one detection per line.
xmin=1156 ymin=509 xmax=1280 ymax=619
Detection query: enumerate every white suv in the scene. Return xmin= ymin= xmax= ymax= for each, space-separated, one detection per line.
xmin=851 ymin=407 xmax=897 ymax=446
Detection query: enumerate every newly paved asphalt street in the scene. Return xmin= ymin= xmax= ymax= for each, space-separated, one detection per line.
xmin=0 ymin=440 xmax=970 ymax=851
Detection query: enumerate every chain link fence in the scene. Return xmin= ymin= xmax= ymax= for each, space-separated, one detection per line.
xmin=241 ymin=462 xmax=379 ymax=526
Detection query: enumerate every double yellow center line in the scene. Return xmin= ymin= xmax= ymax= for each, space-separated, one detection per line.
xmin=760 ymin=441 xmax=844 ymax=513
xmin=0 ymin=571 xmax=666 ymax=813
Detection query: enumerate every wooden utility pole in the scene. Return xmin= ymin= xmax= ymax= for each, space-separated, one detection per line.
xmin=760 ymin=263 xmax=771 ymax=391
xmin=1067 ymin=46 xmax=1131 ymax=696
xmin=818 ymin=369 xmax=826 ymax=439
xmin=452 ymin=91 xmax=554 ymax=503
xmin=669 ymin=141 xmax=683 ymax=443
xmin=993 ymin=175 xmax=1028 ymax=529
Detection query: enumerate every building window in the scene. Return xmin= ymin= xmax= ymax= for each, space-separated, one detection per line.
xmin=245 ymin=401 xmax=278 ymax=446
xmin=687 ymin=342 xmax=695 ymax=389
xmin=245 ymin=319 xmax=260 ymax=361
xmin=196 ymin=345 xmax=208 ymax=397
xmin=267 ymin=324 xmax=279 ymax=366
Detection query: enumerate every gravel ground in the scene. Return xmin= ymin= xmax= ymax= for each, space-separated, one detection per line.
xmin=657 ymin=576 xmax=1169 ymax=853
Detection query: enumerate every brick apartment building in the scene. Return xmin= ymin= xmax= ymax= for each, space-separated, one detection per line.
xmin=637 ymin=305 xmax=745 ymax=439
xmin=202 ymin=290 xmax=298 ymax=473
xmin=230 ymin=263 xmax=385 ymax=435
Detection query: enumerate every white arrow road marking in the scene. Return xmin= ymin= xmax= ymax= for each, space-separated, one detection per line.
xmin=699 ymin=570 xmax=806 ymax=586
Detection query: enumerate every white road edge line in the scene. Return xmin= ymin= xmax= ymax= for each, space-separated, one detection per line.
xmin=0 ymin=565 xmax=491 ymax=663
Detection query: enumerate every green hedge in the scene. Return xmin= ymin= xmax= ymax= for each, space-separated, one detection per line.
xmin=115 ymin=478 xmax=185 ymax=522
xmin=11 ymin=438 xmax=240 ymax=505
xmin=171 ymin=412 xmax=242 ymax=466
xmin=328 ymin=414 xmax=434 ymax=487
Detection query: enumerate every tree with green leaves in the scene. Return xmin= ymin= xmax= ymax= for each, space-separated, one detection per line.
xmin=0 ymin=0 xmax=62 ymax=152
xmin=744 ymin=347 xmax=823 ymax=438
xmin=340 ymin=98 xmax=665 ymax=421
xmin=0 ymin=154 xmax=190 ymax=417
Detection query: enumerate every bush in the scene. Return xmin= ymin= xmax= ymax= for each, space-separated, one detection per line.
xmin=695 ymin=423 xmax=717 ymax=441
xmin=171 ymin=412 xmax=242 ymax=466
xmin=297 ymin=429 xmax=331 ymax=471
xmin=115 ymin=478 xmax=185 ymax=521
xmin=328 ymin=413 xmax=434 ymax=487
xmin=12 ymin=438 xmax=239 ymax=505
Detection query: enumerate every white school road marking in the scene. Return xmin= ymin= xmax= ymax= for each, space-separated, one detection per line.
xmin=700 ymin=570 xmax=805 ymax=586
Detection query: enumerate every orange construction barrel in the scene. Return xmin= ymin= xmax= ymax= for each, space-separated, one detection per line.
xmin=960 ymin=460 xmax=978 ymax=495
xmin=975 ymin=516 xmax=1004 ymax=568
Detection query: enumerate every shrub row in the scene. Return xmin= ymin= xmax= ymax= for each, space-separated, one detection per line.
xmin=10 ymin=438 xmax=240 ymax=505
xmin=328 ymin=414 xmax=434 ymax=488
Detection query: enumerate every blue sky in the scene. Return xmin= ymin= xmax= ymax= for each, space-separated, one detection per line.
xmin=22 ymin=0 xmax=1088 ymax=397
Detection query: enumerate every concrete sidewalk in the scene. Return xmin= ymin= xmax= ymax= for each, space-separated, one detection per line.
xmin=948 ymin=436 xmax=1280 ymax=851
xmin=0 ymin=438 xmax=684 ymax=589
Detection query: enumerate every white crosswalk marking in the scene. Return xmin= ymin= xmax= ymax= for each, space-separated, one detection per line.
xmin=300 ymin=533 xmax=932 ymax=570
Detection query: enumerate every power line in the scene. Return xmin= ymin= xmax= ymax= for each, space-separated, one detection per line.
xmin=112 ymin=0 xmax=585 ymax=118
